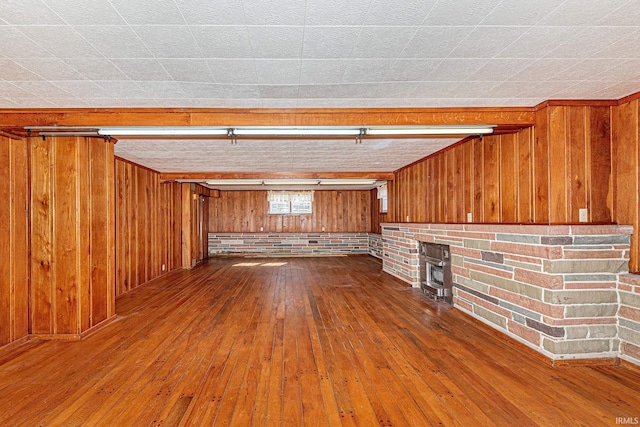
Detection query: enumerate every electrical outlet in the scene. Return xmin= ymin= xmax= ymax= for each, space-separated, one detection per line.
xmin=162 ymin=264 xmax=166 ymax=272
xmin=260 ymin=226 xmax=263 ymax=232
xmin=322 ymin=226 xmax=325 ymax=232
xmin=467 ymin=212 xmax=472 ymax=222
xmin=579 ymin=208 xmax=588 ymax=222
xmin=406 ymin=215 xmax=410 ymax=222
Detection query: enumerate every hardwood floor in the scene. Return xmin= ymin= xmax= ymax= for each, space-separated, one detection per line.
xmin=1 ymin=256 xmax=639 ymax=426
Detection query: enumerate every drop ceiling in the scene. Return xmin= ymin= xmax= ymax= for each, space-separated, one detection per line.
xmin=1 ymin=0 xmax=639 ymax=180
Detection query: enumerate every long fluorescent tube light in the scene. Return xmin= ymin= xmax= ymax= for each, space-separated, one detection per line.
xmin=318 ymin=179 xmax=377 ymax=185
xmin=233 ymin=127 xmax=362 ymax=136
xmin=262 ymin=179 xmax=320 ymax=185
xmin=98 ymin=127 xmax=229 ymax=136
xmin=205 ymin=180 xmax=264 ymax=185
xmin=366 ymin=126 xmax=495 ymax=135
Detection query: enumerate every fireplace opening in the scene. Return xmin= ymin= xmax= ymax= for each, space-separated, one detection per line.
xmin=419 ymin=242 xmax=452 ymax=305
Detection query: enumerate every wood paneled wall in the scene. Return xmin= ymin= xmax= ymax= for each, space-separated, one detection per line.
xmin=0 ymin=135 xmax=29 ymax=348
xmin=613 ymin=97 xmax=640 ymax=272
xmin=115 ymin=159 xmax=183 ymax=296
xmin=208 ymin=190 xmax=371 ymax=233
xmin=30 ymin=136 xmax=115 ymax=338
xmin=383 ymin=105 xmax=612 ymax=226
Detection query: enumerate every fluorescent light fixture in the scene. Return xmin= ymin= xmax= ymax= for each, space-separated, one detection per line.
xmin=205 ymin=179 xmax=264 ymax=185
xmin=262 ymin=179 xmax=320 ymax=185
xmin=366 ymin=126 xmax=495 ymax=135
xmin=233 ymin=127 xmax=362 ymax=136
xmin=98 ymin=127 xmax=229 ymax=136
xmin=318 ymin=179 xmax=377 ymax=185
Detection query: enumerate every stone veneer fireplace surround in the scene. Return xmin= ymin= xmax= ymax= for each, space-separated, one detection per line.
xmin=381 ymin=223 xmax=637 ymax=365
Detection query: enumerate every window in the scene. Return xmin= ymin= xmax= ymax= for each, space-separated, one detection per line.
xmin=377 ymin=184 xmax=388 ymax=213
xmin=268 ymin=191 xmax=313 ymax=214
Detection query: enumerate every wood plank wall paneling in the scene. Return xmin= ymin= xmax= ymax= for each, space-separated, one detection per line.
xmin=29 ymin=136 xmax=116 ymax=337
xmin=208 ymin=190 xmax=371 ymax=233
xmin=0 ymin=135 xmax=29 ymax=348
xmin=380 ymin=105 xmax=612 ymax=226
xmin=115 ymin=159 xmax=183 ymax=296
xmin=613 ymin=98 xmax=640 ymax=272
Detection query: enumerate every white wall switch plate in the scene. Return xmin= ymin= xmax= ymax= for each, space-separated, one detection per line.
xmin=579 ymin=208 xmax=588 ymax=222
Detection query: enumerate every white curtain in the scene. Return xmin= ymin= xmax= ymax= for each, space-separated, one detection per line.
xmin=268 ymin=190 xmax=314 ymax=202
xmin=377 ymin=184 xmax=387 ymax=199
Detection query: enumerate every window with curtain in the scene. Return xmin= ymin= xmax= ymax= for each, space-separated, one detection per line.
xmin=377 ymin=184 xmax=388 ymax=213
xmin=267 ymin=191 xmax=314 ymax=214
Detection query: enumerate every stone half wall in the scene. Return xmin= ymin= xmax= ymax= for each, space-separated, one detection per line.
xmin=381 ymin=223 xmax=634 ymax=362
xmin=618 ymin=274 xmax=640 ymax=366
xmin=208 ymin=233 xmax=369 ymax=256
xmin=369 ymin=233 xmax=383 ymax=259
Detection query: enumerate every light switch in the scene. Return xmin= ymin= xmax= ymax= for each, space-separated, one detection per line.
xmin=579 ymin=208 xmax=588 ymax=222
xmin=467 ymin=212 xmax=472 ymax=222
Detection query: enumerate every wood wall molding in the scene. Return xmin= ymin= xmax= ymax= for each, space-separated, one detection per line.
xmin=160 ymin=171 xmax=396 ymax=182
xmin=0 ymin=107 xmax=536 ymax=131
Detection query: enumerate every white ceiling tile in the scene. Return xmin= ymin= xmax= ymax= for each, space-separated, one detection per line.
xmin=110 ymin=59 xmax=172 ymax=81
xmin=132 ymin=26 xmax=202 ymax=58
xmin=207 ymin=59 xmax=258 ymax=84
xmin=467 ymin=59 xmax=531 ymax=81
xmin=108 ymin=0 xmax=185 ymax=25
xmin=343 ymin=59 xmax=395 ymax=83
xmin=74 ymin=26 xmax=153 ymax=59
xmin=12 ymin=58 xmax=86 ymax=80
xmin=480 ymin=81 xmax=540 ymax=98
xmin=255 ymin=59 xmax=301 ymax=84
xmin=592 ymin=81 xmax=640 ymax=99
xmin=540 ymin=0 xmax=629 ymax=26
xmin=0 ymin=0 xmax=65 ymax=25
xmin=422 ymin=0 xmax=502 ymax=25
xmin=507 ymin=59 xmax=578 ymax=81
xmin=556 ymin=59 xmax=623 ymax=81
xmin=412 ymin=81 xmax=462 ymax=98
xmin=591 ymin=29 xmax=640 ymax=59
xmin=190 ymin=26 xmax=253 ymax=58
xmin=480 ymin=0 xmax=559 ymax=25
xmin=96 ymin=81 xmax=148 ymax=98
xmin=175 ymin=0 xmax=245 ymax=25
xmin=0 ymin=81 xmax=38 ymax=97
xmin=63 ymin=59 xmax=129 ymax=80
xmin=496 ymin=27 xmax=575 ymax=59
xmin=258 ymin=85 xmax=299 ymax=98
xmin=594 ymin=59 xmax=640 ymax=82
xmin=304 ymin=0 xmax=370 ymax=25
xmin=0 ymin=27 xmax=53 ymax=58
xmin=552 ymin=80 xmax=614 ymax=99
xmin=451 ymin=81 xmax=501 ymax=98
xmin=426 ymin=58 xmax=490 ymax=81
xmin=17 ymin=26 xmax=102 ymax=58
xmin=351 ymin=27 xmax=416 ymax=58
xmin=298 ymin=84 xmax=363 ymax=99
xmin=449 ymin=27 xmax=530 ymax=58
xmin=513 ymin=80 xmax=582 ymax=98
xmin=9 ymin=98 xmax=57 ymax=107
xmin=365 ymin=0 xmax=437 ymax=25
xmin=384 ymin=59 xmax=442 ymax=81
xmin=260 ymin=99 xmax=298 ymax=108
xmin=544 ymin=27 xmax=638 ymax=59
xmin=598 ymin=0 xmax=640 ymax=26
xmin=159 ymin=59 xmax=214 ymax=82
xmin=50 ymin=80 xmax=112 ymax=98
xmin=360 ymin=82 xmax=419 ymax=98
xmin=0 ymin=99 xmax=19 ymax=107
xmin=46 ymin=98 xmax=90 ymax=107
xmin=137 ymin=81 xmax=186 ymax=98
xmin=12 ymin=81 xmax=73 ymax=98
xmin=300 ymin=60 xmax=348 ymax=84
xmin=248 ymin=26 xmax=304 ymax=58
xmin=0 ymin=59 xmax=44 ymax=81
xmin=401 ymin=27 xmax=474 ymax=58
xmin=242 ymin=0 xmax=306 ymax=25
xmin=43 ymin=0 xmax=125 ymax=25
xmin=179 ymin=82 xmax=261 ymax=99
xmin=302 ymin=27 xmax=361 ymax=58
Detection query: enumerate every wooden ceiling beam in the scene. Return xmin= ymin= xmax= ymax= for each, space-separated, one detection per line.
xmin=159 ymin=171 xmax=396 ymax=182
xmin=0 ymin=107 xmax=536 ymax=129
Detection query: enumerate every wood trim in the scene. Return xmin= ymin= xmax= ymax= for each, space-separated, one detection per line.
xmin=0 ymin=107 xmax=536 ymax=129
xmin=114 ymin=155 xmax=160 ymax=174
xmin=160 ymin=171 xmax=396 ymax=182
xmin=535 ymin=100 xmax=618 ymax=110
xmin=617 ymin=90 xmax=640 ymax=105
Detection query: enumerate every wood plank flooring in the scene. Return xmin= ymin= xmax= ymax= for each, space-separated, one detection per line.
xmin=0 ymin=256 xmax=639 ymax=426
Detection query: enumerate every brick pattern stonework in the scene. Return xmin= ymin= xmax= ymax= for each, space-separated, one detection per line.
xmin=618 ymin=274 xmax=640 ymax=366
xmin=382 ymin=223 xmax=634 ymax=362
xmin=208 ymin=233 xmax=369 ymax=256
xmin=369 ymin=234 xmax=383 ymax=259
